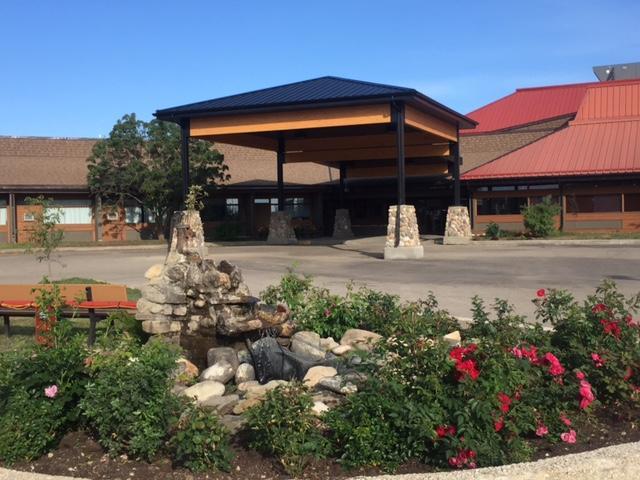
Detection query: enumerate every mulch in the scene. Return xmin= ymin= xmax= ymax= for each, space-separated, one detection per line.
xmin=7 ymin=406 xmax=640 ymax=480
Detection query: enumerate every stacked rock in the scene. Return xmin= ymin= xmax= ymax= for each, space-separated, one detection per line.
xmin=443 ymin=206 xmax=473 ymax=245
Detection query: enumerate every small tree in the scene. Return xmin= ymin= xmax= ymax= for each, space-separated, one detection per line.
xmin=25 ymin=196 xmax=65 ymax=276
xmin=521 ymin=196 xmax=561 ymax=237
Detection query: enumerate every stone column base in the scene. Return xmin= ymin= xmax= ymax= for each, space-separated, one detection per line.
xmin=384 ymin=205 xmax=423 ymax=260
xmin=443 ymin=206 xmax=473 ymax=245
xmin=267 ymin=211 xmax=297 ymax=245
xmin=384 ymin=245 xmax=424 ymax=260
xmin=332 ymin=208 xmax=354 ymax=239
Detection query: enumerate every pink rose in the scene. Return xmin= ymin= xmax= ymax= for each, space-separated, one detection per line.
xmin=44 ymin=385 xmax=58 ymax=398
xmin=535 ymin=424 xmax=549 ymax=437
xmin=560 ymin=429 xmax=577 ymax=444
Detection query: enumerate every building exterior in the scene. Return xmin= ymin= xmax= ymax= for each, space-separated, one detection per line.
xmin=461 ymin=78 xmax=640 ymax=233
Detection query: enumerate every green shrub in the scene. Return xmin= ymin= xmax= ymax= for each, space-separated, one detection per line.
xmin=81 ymin=338 xmax=181 ymax=460
xmin=260 ymin=269 xmax=314 ymax=312
xmin=0 ymin=324 xmax=89 ymax=463
xmin=521 ymin=196 xmax=560 ymax=237
xmin=168 ymin=405 xmax=233 ymax=472
xmin=485 ymin=221 xmax=502 ymax=240
xmin=326 ymin=380 xmax=437 ymax=471
xmin=101 ymin=310 xmax=149 ymax=345
xmin=244 ymin=383 xmax=330 ymax=476
xmin=538 ymin=281 xmax=640 ymax=406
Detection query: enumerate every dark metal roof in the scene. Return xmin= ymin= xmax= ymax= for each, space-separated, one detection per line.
xmin=155 ymin=76 xmax=477 ymax=128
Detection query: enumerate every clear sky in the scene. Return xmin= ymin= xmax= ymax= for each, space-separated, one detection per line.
xmin=1 ymin=0 xmax=638 ymax=138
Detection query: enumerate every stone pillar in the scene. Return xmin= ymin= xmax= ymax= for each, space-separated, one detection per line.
xmin=443 ymin=206 xmax=473 ymax=245
xmin=384 ymin=205 xmax=423 ymax=260
xmin=166 ymin=210 xmax=207 ymax=264
xmin=332 ymin=208 xmax=354 ymax=240
xmin=267 ymin=210 xmax=297 ymax=245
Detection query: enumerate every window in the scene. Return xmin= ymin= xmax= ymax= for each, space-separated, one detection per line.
xmin=125 ymin=206 xmax=143 ymax=224
xmin=477 ymin=197 xmax=527 ymax=215
xmin=50 ymin=199 xmax=92 ymax=225
xmin=529 ymin=195 xmax=561 ymax=206
xmin=625 ymin=194 xmax=640 ymax=212
xmin=225 ymin=198 xmax=239 ymax=218
xmin=0 ymin=199 xmax=6 ymax=226
xmin=492 ymin=186 xmax=516 ymax=192
xmin=566 ymin=194 xmax=622 ymax=213
xmin=286 ymin=197 xmax=310 ymax=219
xmin=529 ymin=184 xmax=559 ymax=190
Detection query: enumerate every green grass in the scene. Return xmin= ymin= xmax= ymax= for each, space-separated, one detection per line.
xmin=1 ymin=278 xmax=142 ymax=352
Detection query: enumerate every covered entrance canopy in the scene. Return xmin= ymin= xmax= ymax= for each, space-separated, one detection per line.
xmin=155 ymin=76 xmax=476 ymax=253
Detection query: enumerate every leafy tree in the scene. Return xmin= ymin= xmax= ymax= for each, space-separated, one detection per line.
xmin=87 ymin=113 xmax=228 ymax=238
xmin=24 ymin=196 xmax=64 ymax=276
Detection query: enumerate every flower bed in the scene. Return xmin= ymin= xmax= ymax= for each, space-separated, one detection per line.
xmin=0 ymin=278 xmax=639 ymax=478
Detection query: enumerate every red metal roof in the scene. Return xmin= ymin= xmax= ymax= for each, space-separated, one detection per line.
xmin=462 ymin=79 xmax=640 ymax=135
xmin=462 ymin=80 xmax=640 ymax=181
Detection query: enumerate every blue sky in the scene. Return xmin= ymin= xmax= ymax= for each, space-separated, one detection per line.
xmin=1 ymin=0 xmax=638 ymax=138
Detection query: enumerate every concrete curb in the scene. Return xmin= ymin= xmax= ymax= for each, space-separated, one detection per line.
xmin=0 ymin=470 xmax=90 ymax=480
xmin=469 ymin=238 xmax=640 ymax=246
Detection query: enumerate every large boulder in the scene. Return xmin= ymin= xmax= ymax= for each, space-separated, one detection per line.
xmin=182 ymin=381 xmax=225 ymax=402
xmin=200 ymin=362 xmax=235 ymax=384
xmin=303 ymin=366 xmax=337 ymax=388
xmin=340 ymin=329 xmax=382 ymax=351
xmin=207 ymin=347 xmax=240 ymax=370
xmin=291 ymin=331 xmax=325 ymax=360
xmin=201 ymin=394 xmax=240 ymax=415
xmin=317 ymin=375 xmax=358 ymax=395
xmin=235 ymin=363 xmax=256 ymax=384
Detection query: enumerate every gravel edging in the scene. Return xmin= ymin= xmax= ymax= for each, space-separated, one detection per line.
xmin=2 ymin=441 xmax=638 ymax=480
xmin=351 ymin=440 xmax=640 ymax=480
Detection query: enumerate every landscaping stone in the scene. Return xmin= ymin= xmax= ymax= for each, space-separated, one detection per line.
xmin=317 ymin=375 xmax=358 ymax=395
xmin=235 ymin=363 xmax=256 ymax=384
xmin=182 ymin=381 xmax=225 ymax=402
xmin=312 ymin=401 xmax=330 ymax=415
xmin=219 ymin=414 xmax=247 ymax=435
xmin=232 ymin=397 xmax=262 ymax=415
xmin=244 ymin=379 xmax=288 ymax=400
xmin=200 ymin=361 xmax=235 ymax=383
xmin=443 ymin=330 xmax=462 ymax=346
xmin=237 ymin=380 xmax=260 ymax=394
xmin=331 ymin=344 xmax=353 ymax=355
xmin=207 ymin=347 xmax=239 ymax=370
xmin=144 ymin=263 xmax=164 ymax=280
xmin=303 ymin=366 xmax=338 ymax=388
xmin=312 ymin=391 xmax=345 ymax=408
xmin=319 ymin=337 xmax=340 ymax=351
xmin=175 ymin=357 xmax=199 ymax=381
xmin=291 ymin=331 xmax=325 ymax=360
xmin=237 ymin=349 xmax=252 ymax=365
xmin=340 ymin=328 xmax=382 ymax=351
xmin=201 ymin=394 xmax=240 ymax=415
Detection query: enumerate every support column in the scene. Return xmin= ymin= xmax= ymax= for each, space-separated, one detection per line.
xmin=333 ymin=162 xmax=354 ymax=240
xmin=384 ymin=102 xmax=423 ymax=259
xmin=443 ymin=129 xmax=472 ymax=244
xmin=268 ymin=136 xmax=296 ymax=244
xmin=180 ymin=118 xmax=191 ymax=204
xmin=277 ymin=137 xmax=285 ymax=211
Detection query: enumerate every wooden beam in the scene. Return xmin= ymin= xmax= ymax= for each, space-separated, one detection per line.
xmin=200 ymin=133 xmax=278 ymax=151
xmin=285 ymin=144 xmax=450 ymax=164
xmin=190 ymin=104 xmax=392 ymax=136
xmin=347 ymin=163 xmax=449 ymax=179
xmin=405 ymin=105 xmax=457 ymax=142
xmin=285 ymin=131 xmax=441 ymax=151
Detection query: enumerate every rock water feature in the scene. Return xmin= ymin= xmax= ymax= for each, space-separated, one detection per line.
xmin=136 ymin=211 xmax=379 ymax=432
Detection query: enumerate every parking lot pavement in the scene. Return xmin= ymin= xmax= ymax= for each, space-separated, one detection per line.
xmin=0 ymin=238 xmax=638 ymax=319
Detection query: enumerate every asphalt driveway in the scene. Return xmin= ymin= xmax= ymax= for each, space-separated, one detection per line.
xmin=1 ymin=238 xmax=638 ymax=319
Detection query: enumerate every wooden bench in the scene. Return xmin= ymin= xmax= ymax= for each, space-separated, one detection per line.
xmin=0 ymin=284 xmax=137 ymax=345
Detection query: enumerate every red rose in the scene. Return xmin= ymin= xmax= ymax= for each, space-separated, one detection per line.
xmin=536 ymin=289 xmax=546 ymax=298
